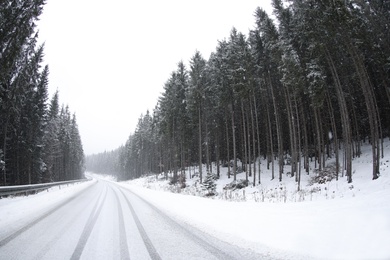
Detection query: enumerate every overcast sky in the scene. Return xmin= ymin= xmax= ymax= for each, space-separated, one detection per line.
xmin=37 ymin=1 xmax=273 ymax=155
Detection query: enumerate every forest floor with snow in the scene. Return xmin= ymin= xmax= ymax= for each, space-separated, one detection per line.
xmin=117 ymin=139 xmax=390 ymax=260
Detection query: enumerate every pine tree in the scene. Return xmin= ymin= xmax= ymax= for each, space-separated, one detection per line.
xmin=69 ymin=114 xmax=84 ymax=179
xmin=106 ymin=0 xmax=389 ymax=187
xmin=209 ymin=40 xmax=233 ymax=179
xmin=254 ymin=8 xmax=285 ymax=182
xmin=42 ymin=92 xmax=61 ymax=182
xmin=188 ymin=51 xmax=207 ymax=183
xmin=0 ymin=0 xmax=46 ymax=185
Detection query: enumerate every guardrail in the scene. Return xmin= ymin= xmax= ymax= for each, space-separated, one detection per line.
xmin=0 ymin=178 xmax=90 ymax=197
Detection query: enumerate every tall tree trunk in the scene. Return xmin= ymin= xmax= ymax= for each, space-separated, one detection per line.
xmin=246 ymin=103 xmax=252 ymax=179
xmin=295 ymin=97 xmax=302 ymax=191
xmin=253 ymin=95 xmax=262 ymax=184
xmin=267 ymin=72 xmax=283 ymax=181
xmin=230 ymin=103 xmax=237 ymax=181
xmin=284 ymin=85 xmax=297 ymax=178
xmin=313 ymin=107 xmax=322 ymax=171
xmin=291 ymin=95 xmax=298 ymax=182
xmin=225 ymin=111 xmax=231 ymax=179
xmin=265 ymin=98 xmax=274 ymax=180
xmin=205 ymin=122 xmax=211 ymax=174
xmin=2 ymin=117 xmax=9 ymax=185
xmin=325 ymin=48 xmax=353 ymax=182
xmin=172 ymin=120 xmax=178 ymax=184
xmin=326 ymin=92 xmax=339 ymax=180
xmin=215 ymin=128 xmax=220 ymax=178
xmin=299 ymin=100 xmax=309 ymax=175
xmin=198 ymin=105 xmax=202 ymax=183
xmin=241 ymin=100 xmax=248 ymax=182
xmin=347 ymin=43 xmax=380 ymax=179
xmin=250 ymin=95 xmax=257 ymax=185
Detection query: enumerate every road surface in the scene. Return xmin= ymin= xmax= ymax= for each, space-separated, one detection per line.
xmin=0 ymin=178 xmax=271 ymax=259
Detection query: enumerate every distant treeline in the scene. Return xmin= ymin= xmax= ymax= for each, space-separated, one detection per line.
xmin=86 ymin=0 xmax=389 ymax=187
xmin=0 ymin=1 xmax=84 ymax=185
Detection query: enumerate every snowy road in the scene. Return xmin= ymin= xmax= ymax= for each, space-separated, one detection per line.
xmin=0 ymin=179 xmax=266 ymax=260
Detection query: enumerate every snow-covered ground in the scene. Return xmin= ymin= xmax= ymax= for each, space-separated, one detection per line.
xmin=1 ymin=141 xmax=389 ymax=259
xmin=120 ymin=140 xmax=390 ymax=260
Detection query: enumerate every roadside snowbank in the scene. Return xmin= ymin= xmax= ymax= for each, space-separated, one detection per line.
xmin=122 ymin=140 xmax=390 ymax=259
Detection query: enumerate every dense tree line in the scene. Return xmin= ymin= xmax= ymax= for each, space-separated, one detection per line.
xmin=0 ymin=0 xmax=85 ymax=185
xmin=87 ymin=0 xmax=389 ymax=187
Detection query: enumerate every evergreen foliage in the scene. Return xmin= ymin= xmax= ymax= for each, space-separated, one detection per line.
xmin=202 ymin=172 xmax=217 ymax=196
xmin=0 ymin=1 xmax=85 ymax=185
xmin=86 ymin=0 xmax=389 ymax=187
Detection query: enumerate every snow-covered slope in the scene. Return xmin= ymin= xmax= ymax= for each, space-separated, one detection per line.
xmin=121 ymin=140 xmax=390 ymax=259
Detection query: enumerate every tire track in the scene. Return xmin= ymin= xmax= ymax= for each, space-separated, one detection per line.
xmin=110 ymin=186 xmax=130 ymax=260
xmin=117 ymin=188 xmax=162 ymax=260
xmin=0 ymin=180 xmax=96 ymax=248
xmin=70 ymin=183 xmax=107 ymax=260
xmin=32 ymin=189 xmax=96 ymax=260
xmin=118 ymin=185 xmax=236 ymax=260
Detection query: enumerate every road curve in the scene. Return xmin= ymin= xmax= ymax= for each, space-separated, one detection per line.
xmin=0 ymin=178 xmax=273 ymax=260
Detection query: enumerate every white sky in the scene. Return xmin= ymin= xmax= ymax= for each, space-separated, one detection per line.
xmin=37 ymin=1 xmax=273 ymax=155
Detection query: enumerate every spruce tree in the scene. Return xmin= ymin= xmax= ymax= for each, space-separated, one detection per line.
xmin=42 ymin=92 xmax=61 ymax=182
xmin=0 ymin=0 xmax=46 ymax=185
xmin=188 ymin=51 xmax=207 ymax=183
xmin=202 ymin=172 xmax=217 ymax=197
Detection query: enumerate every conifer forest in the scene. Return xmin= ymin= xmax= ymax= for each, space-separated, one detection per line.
xmin=0 ymin=0 xmax=84 ymax=185
xmin=87 ymin=0 xmax=390 ymax=187
xmin=1 ymin=1 xmax=389 ymax=187
xmin=1 ymin=2 xmax=389 ymax=259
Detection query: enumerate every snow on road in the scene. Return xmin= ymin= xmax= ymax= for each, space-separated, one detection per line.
xmin=0 ymin=180 xmax=96 ymax=240
xmin=0 ymin=176 xmax=268 ymax=259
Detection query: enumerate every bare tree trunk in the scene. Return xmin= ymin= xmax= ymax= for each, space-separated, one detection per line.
xmin=172 ymin=120 xmax=178 ymax=184
xmin=326 ymin=92 xmax=339 ymax=180
xmin=181 ymin=140 xmax=186 ymax=180
xmin=198 ymin=105 xmax=202 ymax=183
xmin=215 ymin=128 xmax=220 ymax=178
xmin=265 ymin=98 xmax=274 ymax=179
xmin=295 ymin=97 xmax=302 ymax=191
xmin=347 ymin=42 xmax=380 ymax=179
xmin=268 ymin=72 xmax=283 ymax=182
xmin=291 ymin=95 xmax=298 ymax=182
xmin=253 ymin=95 xmax=262 ymax=184
xmin=250 ymin=95 xmax=257 ymax=186
xmin=325 ymin=48 xmax=353 ymax=183
xmin=284 ymin=85 xmax=297 ymax=178
xmin=2 ymin=114 xmax=11 ymax=185
xmin=299 ymin=99 xmax=309 ymax=175
xmin=225 ymin=111 xmax=230 ymax=179
xmin=246 ymin=104 xmax=252 ymax=179
xmin=241 ymin=100 xmax=248 ymax=182
xmin=230 ymin=103 xmax=237 ymax=181
xmin=313 ymin=107 xmax=322 ymax=171
xmin=205 ymin=121 xmax=210 ymax=174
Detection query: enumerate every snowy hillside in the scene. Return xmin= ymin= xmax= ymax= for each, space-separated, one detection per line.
xmin=118 ymin=140 xmax=390 ymax=259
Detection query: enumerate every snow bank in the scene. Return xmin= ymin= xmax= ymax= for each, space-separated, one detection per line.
xmin=122 ymin=140 xmax=390 ymax=259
